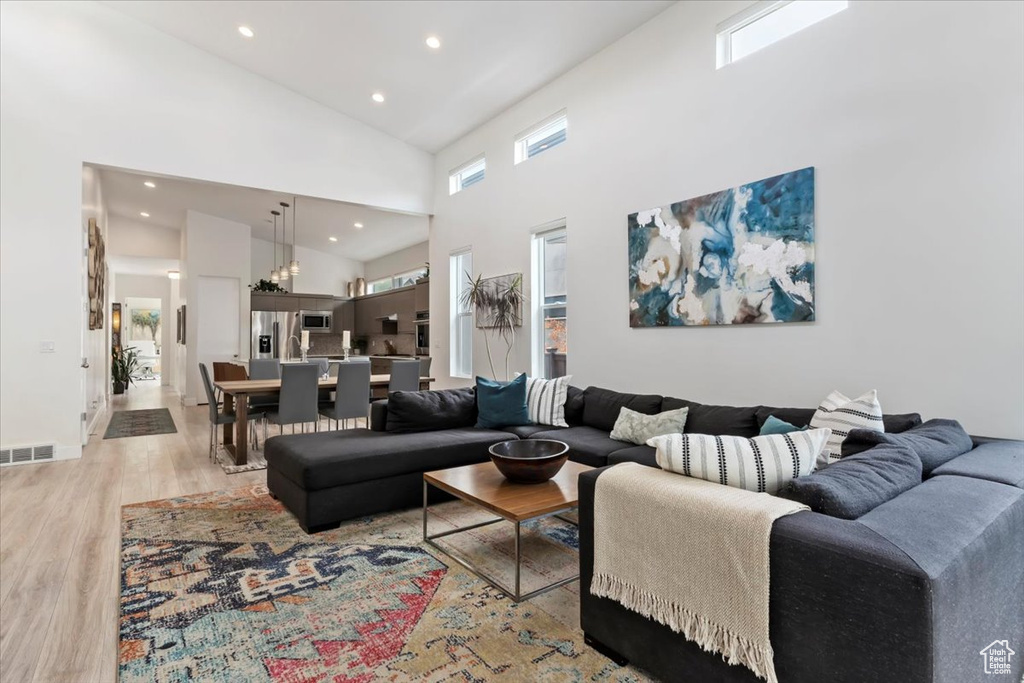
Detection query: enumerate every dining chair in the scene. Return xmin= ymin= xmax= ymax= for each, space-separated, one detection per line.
xmin=319 ymin=361 xmax=371 ymax=430
xmin=248 ymin=358 xmax=281 ymax=445
xmin=265 ymin=362 xmax=320 ymax=439
xmin=200 ymin=363 xmax=235 ymax=461
xmin=212 ymin=361 xmax=246 ymax=405
xmin=418 ymin=356 xmax=432 ymax=378
xmin=389 ymin=358 xmax=421 ymax=393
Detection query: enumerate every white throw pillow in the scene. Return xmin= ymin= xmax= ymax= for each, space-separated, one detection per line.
xmin=610 ymin=406 xmax=689 ymax=446
xmin=647 ymin=429 xmax=831 ymax=495
xmin=809 ymin=389 xmax=883 ymax=468
xmin=522 ymin=374 xmax=572 ymax=428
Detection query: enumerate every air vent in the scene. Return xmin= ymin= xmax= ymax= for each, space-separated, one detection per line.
xmin=0 ymin=443 xmax=58 ymax=466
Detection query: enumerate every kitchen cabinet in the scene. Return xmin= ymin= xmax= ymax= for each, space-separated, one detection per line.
xmin=277 ymin=296 xmax=300 ymax=312
xmin=369 ymin=357 xmax=390 ymax=375
xmin=250 ymin=294 xmax=278 ymax=312
xmin=394 ymin=289 xmax=416 ymax=333
xmin=415 ymin=281 xmax=429 ymax=312
xmin=333 ymin=300 xmax=355 ymax=333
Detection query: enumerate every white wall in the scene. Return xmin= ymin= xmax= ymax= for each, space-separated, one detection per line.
xmin=81 ymin=166 xmax=109 ymax=438
xmin=184 ymin=211 xmax=251 ymax=405
xmin=429 ymin=0 xmax=1024 ymax=438
xmin=108 ymin=216 xmax=180 ymax=259
xmin=0 ymin=0 xmax=433 ymax=457
xmin=363 ymin=241 xmax=430 ymax=281
xmin=112 ymin=275 xmax=173 ymax=387
xmin=250 ymin=238 xmax=363 ymax=296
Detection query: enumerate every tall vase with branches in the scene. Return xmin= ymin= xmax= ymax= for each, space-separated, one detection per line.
xmin=460 ymin=273 xmax=525 ymax=381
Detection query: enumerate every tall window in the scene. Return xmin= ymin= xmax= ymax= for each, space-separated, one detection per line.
xmin=450 ymin=249 xmax=473 ymax=378
xmin=716 ymin=0 xmax=847 ymax=69
xmin=531 ymin=228 xmax=567 ymax=379
xmin=515 ymin=111 xmax=567 ymax=165
xmin=449 ymin=157 xmax=486 ymax=195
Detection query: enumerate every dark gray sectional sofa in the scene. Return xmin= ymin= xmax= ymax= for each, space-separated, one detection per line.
xmin=264 ymin=384 xmax=1024 ymax=682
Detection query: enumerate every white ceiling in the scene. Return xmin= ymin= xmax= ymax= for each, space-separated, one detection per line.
xmin=96 ymin=165 xmax=429 ymax=262
xmin=100 ymin=0 xmax=674 ymax=152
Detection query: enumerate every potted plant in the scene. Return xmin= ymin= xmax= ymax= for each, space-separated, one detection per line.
xmin=112 ymin=346 xmax=139 ymax=394
xmin=249 ymin=279 xmax=287 ymax=293
xmin=461 ymin=272 xmax=525 ymax=381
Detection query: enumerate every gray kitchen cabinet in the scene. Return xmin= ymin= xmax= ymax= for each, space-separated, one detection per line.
xmin=333 ymin=300 xmax=355 ymax=333
xmin=277 ymin=296 xmax=300 ymax=312
xmin=415 ymin=281 xmax=429 ymax=312
xmin=250 ymin=293 xmax=277 ymax=312
xmin=394 ymin=289 xmax=416 ymax=334
xmin=298 ymin=297 xmax=321 ymax=312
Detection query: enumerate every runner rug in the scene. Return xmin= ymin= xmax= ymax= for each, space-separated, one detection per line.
xmin=119 ymin=485 xmax=649 ymax=682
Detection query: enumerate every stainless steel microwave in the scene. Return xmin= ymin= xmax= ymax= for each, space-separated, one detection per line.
xmin=299 ymin=310 xmax=333 ymax=333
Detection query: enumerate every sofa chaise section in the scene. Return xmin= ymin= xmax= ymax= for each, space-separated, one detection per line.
xmin=266 ymin=427 xmax=515 ymax=532
xmin=579 ymin=466 xmax=1024 ymax=682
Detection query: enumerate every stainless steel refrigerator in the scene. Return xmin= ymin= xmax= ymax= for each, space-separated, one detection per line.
xmin=251 ymin=311 xmax=301 ymax=360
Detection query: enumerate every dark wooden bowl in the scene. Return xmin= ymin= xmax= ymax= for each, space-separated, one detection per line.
xmin=488 ymin=439 xmax=570 ymax=484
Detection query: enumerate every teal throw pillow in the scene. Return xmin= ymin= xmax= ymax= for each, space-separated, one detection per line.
xmin=475 ymin=375 xmax=531 ymax=429
xmin=760 ymin=415 xmax=810 ymax=436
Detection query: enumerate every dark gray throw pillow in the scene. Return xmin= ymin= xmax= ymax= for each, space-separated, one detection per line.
xmin=665 ymin=397 xmax=760 ymax=437
xmin=755 ymin=406 xmax=922 ymax=434
xmin=779 ymin=444 xmax=922 ymax=519
xmin=564 ymin=385 xmax=585 ymax=426
xmin=581 ymin=386 xmax=662 ymax=432
xmin=841 ymin=418 xmax=973 ymax=475
xmin=385 ymin=387 xmax=476 ymax=433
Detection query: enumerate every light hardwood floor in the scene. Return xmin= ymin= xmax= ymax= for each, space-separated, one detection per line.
xmin=0 ymin=382 xmax=266 ymax=682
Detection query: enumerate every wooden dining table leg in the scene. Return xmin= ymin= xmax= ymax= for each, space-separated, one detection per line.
xmin=223 ymin=392 xmax=235 ymax=449
xmin=234 ymin=393 xmax=249 ymax=466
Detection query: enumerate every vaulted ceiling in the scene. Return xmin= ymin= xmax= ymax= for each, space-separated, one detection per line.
xmin=101 ymin=0 xmax=674 ymax=152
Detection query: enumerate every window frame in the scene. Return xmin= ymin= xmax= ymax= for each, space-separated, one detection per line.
xmin=716 ymin=0 xmax=848 ymax=69
xmin=449 ymin=248 xmax=474 ymax=379
xmin=514 ymin=111 xmax=568 ymax=165
xmin=530 ymin=223 xmax=567 ymax=379
xmin=448 ymin=156 xmax=486 ymax=195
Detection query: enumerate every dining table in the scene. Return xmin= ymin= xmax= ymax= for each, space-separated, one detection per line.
xmin=214 ymin=374 xmax=435 ymax=465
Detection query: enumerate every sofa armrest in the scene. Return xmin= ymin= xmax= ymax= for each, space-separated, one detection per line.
xmin=369 ymin=400 xmax=388 ymax=432
xmin=578 ymin=467 xmax=937 ymax=683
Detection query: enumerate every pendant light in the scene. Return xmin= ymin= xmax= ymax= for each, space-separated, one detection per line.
xmin=270 ymin=210 xmax=281 ymax=283
xmin=289 ymin=195 xmax=300 ymax=274
xmin=277 ymin=201 xmax=290 ymax=281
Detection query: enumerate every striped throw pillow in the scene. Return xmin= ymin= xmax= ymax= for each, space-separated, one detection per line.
xmin=523 ymin=375 xmax=572 ymax=427
xmin=647 ymin=429 xmax=830 ymax=495
xmin=810 ymin=390 xmax=884 ymax=467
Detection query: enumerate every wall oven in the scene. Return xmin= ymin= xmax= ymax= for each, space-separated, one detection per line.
xmin=299 ymin=310 xmax=333 ymax=333
xmin=415 ymin=312 xmax=429 ymax=355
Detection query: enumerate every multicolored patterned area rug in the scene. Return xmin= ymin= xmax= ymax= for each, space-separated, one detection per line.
xmin=119 ymin=485 xmax=650 ymax=682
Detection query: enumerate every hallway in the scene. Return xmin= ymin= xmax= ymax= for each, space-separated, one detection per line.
xmin=0 ymin=384 xmax=264 ymax=682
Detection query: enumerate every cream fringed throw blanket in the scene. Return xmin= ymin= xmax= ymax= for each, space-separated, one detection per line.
xmin=591 ymin=463 xmax=808 ymax=683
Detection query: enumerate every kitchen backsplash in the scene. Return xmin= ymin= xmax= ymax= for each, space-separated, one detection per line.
xmin=306 ymin=333 xmax=416 ymax=356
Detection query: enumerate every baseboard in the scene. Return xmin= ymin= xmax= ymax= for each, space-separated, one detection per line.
xmin=87 ymin=401 xmax=107 ymax=437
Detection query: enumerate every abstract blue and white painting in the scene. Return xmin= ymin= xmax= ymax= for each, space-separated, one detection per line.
xmin=628 ymin=167 xmax=815 ymax=327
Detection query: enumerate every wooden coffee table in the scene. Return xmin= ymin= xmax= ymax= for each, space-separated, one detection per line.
xmin=423 ymin=460 xmax=593 ymax=602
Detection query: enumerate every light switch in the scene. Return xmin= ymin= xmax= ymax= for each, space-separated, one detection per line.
xmin=39 ymin=340 xmax=56 ymax=353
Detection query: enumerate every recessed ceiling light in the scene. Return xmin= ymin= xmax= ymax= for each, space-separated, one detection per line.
xmin=371 ymin=93 xmax=385 ymax=104
xmin=425 ymin=36 xmax=441 ymax=49
xmin=144 ymin=181 xmax=156 ymax=188
xmin=328 ymin=236 xmax=338 ymax=242
xmin=140 ymin=212 xmax=150 ymax=218
xmin=238 ymin=26 xmax=254 ymax=38
xmin=353 ymin=222 xmax=363 ymax=229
